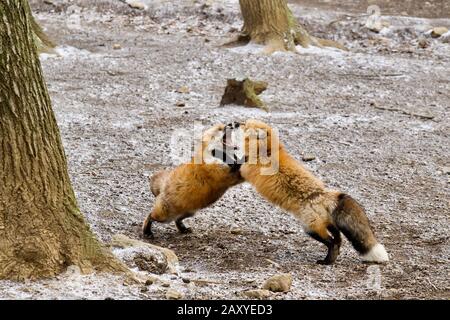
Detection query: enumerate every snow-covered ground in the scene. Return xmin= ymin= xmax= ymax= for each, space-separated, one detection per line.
xmin=1 ymin=0 xmax=448 ymax=299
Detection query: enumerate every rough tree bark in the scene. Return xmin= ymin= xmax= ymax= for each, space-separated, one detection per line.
xmin=0 ymin=0 xmax=125 ymax=280
xmin=235 ymin=0 xmax=346 ymax=52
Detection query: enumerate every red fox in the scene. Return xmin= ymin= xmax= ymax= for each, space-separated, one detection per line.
xmin=142 ymin=124 xmax=243 ymax=237
xmin=232 ymin=119 xmax=389 ymax=264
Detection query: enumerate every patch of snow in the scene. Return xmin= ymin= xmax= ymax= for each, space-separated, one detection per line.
xmin=0 ymin=268 xmax=140 ymax=300
xmin=228 ymin=42 xmax=346 ymax=58
xmin=294 ymin=45 xmax=346 ymax=58
xmin=40 ymin=45 xmax=95 ymax=61
xmin=228 ymin=42 xmax=266 ymax=55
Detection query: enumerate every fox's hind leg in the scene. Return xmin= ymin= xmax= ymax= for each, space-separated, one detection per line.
xmin=306 ymin=223 xmax=342 ymax=265
xmin=175 ymin=213 xmax=194 ymax=234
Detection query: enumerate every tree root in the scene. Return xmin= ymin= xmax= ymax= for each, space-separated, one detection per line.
xmin=288 ymin=8 xmax=348 ymax=51
xmin=221 ymin=34 xmax=251 ymax=48
xmin=31 ymin=15 xmax=56 ymax=53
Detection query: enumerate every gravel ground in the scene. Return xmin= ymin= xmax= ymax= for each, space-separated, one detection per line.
xmin=0 ymin=0 xmax=448 ymax=299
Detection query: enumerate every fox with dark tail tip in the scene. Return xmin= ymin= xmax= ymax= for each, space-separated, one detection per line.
xmin=228 ymin=119 xmax=389 ymax=265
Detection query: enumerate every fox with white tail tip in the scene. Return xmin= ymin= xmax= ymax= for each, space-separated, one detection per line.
xmin=225 ymin=119 xmax=388 ymax=265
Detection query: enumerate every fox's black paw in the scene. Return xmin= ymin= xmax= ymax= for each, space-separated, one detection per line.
xmin=177 ymin=226 xmax=193 ymax=234
xmin=142 ymin=220 xmax=154 ymax=239
xmin=142 ymin=230 xmax=154 ymax=239
xmin=175 ymin=218 xmax=193 ymax=234
xmin=316 ymin=259 xmax=333 ymax=265
xmin=179 ymin=228 xmax=192 ymax=234
xmin=143 ymin=234 xmax=154 ymax=240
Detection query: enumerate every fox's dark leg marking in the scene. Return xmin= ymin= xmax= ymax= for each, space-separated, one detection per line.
xmin=175 ymin=214 xmax=194 ymax=234
xmin=307 ymin=225 xmax=342 ymax=265
xmin=142 ymin=216 xmax=154 ymax=239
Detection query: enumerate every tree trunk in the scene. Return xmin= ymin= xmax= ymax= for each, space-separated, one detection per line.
xmin=238 ymin=0 xmax=346 ymax=52
xmin=0 ymin=0 xmax=125 ymax=280
xmin=239 ymin=0 xmax=296 ymax=51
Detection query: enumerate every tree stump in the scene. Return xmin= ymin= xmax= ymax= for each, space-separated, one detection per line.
xmin=220 ymin=78 xmax=268 ymax=111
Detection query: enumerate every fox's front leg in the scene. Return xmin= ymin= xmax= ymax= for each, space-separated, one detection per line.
xmin=143 ymin=197 xmax=167 ymax=238
xmin=142 ymin=214 xmax=154 ymax=238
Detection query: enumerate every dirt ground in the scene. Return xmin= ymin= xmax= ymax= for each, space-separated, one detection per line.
xmin=0 ymin=0 xmax=448 ymax=300
xmin=290 ymin=0 xmax=450 ymax=19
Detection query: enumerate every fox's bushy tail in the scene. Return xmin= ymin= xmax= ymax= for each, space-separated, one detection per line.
xmin=331 ymin=193 xmax=389 ymax=263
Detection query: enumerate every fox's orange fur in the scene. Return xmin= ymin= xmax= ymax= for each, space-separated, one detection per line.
xmin=238 ymin=120 xmax=388 ymax=264
xmin=143 ymin=124 xmax=242 ymax=236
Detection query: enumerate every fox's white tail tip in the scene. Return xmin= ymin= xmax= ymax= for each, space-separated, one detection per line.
xmin=361 ymin=243 xmax=389 ymax=263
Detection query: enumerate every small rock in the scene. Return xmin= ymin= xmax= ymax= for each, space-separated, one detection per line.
xmin=374 ymin=37 xmax=391 ymax=46
xmin=113 ymin=43 xmax=122 ymax=50
xmin=176 ymin=101 xmax=185 ymax=107
xmin=126 ymin=0 xmax=146 ymax=10
xmin=140 ymin=286 xmax=149 ymax=293
xmin=166 ymin=289 xmax=183 ymax=300
xmin=145 ymin=278 xmax=154 ymax=286
xmin=302 ymin=154 xmax=316 ymax=162
xmin=111 ymin=234 xmax=180 ymax=274
xmin=366 ymin=19 xmax=384 ymax=33
xmin=243 ymin=289 xmax=271 ymax=299
xmin=431 ymin=27 xmax=449 ymax=38
xmin=133 ymin=251 xmax=168 ymax=274
xmin=65 ymin=265 xmax=82 ymax=275
xmin=441 ymin=33 xmax=450 ymax=43
xmin=176 ymin=86 xmax=190 ymax=94
xmin=161 ymin=282 xmax=170 ymax=288
xmin=230 ymin=228 xmax=243 ymax=235
xmin=182 ymin=278 xmax=191 ymax=284
xmin=418 ymin=38 xmax=429 ymax=49
xmin=263 ymin=273 xmax=292 ymax=293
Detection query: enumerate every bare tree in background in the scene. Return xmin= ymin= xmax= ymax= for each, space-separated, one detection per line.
xmin=233 ymin=0 xmax=345 ymax=53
